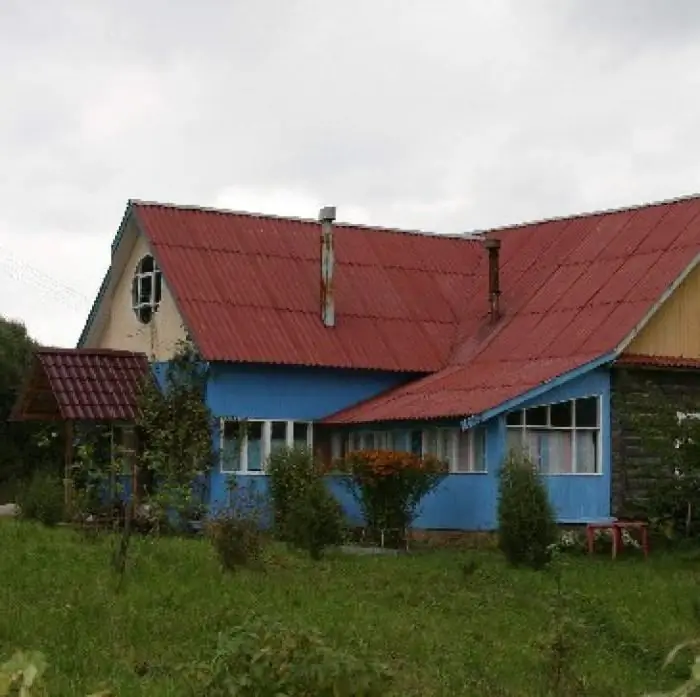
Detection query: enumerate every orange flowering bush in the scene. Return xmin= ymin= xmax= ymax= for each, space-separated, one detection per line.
xmin=338 ymin=449 xmax=447 ymax=545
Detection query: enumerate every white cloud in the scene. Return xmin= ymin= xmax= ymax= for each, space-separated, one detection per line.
xmin=2 ymin=0 xmax=700 ymax=345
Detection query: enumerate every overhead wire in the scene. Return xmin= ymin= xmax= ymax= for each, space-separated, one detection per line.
xmin=0 ymin=244 xmax=92 ymax=313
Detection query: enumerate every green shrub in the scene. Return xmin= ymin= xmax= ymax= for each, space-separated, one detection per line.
xmin=16 ymin=471 xmax=65 ymax=527
xmin=267 ymin=447 xmax=344 ymax=558
xmin=207 ymin=514 xmax=264 ymax=571
xmin=284 ymin=482 xmax=344 ymax=560
xmin=497 ymin=450 xmax=557 ymax=570
xmin=191 ymin=616 xmax=391 ymax=696
xmin=207 ymin=480 xmax=267 ymax=571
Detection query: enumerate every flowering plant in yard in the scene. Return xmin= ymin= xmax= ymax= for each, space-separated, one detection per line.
xmin=337 ymin=449 xmax=447 ymax=545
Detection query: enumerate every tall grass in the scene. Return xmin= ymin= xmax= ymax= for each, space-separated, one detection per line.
xmin=0 ymin=521 xmax=697 ymax=696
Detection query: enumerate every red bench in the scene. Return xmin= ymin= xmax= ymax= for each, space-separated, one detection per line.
xmin=586 ymin=519 xmax=649 ymax=559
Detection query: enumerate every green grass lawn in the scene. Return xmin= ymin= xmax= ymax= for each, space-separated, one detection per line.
xmin=1 ymin=521 xmax=699 ymax=696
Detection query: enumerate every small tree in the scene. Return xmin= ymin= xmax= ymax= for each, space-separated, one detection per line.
xmin=497 ymin=450 xmax=557 ymax=570
xmin=339 ymin=450 xmax=447 ymax=547
xmin=112 ymin=339 xmax=214 ymax=584
xmin=137 ymin=339 xmax=214 ymax=523
xmin=267 ymin=446 xmax=344 ymax=559
xmin=207 ymin=478 xmax=268 ymax=571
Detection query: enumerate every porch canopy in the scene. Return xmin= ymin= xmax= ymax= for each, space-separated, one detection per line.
xmin=10 ymin=347 xmax=150 ymax=505
xmin=10 ymin=347 xmax=149 ymax=423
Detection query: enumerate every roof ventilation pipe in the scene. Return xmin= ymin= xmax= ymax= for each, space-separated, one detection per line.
xmin=484 ymin=237 xmax=502 ymax=321
xmin=319 ymin=206 xmax=336 ymax=327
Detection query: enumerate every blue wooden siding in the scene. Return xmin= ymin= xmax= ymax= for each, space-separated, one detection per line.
xmin=206 ymin=363 xmax=413 ymax=421
xmin=333 ymin=367 xmax=612 ymax=530
xmin=155 ymin=359 xmax=610 ymax=530
xmin=203 ymin=362 xmax=415 ymax=508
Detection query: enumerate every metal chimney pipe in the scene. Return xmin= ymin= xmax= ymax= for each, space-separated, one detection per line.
xmin=484 ymin=237 xmax=501 ymax=321
xmin=319 ymin=206 xmax=336 ymax=327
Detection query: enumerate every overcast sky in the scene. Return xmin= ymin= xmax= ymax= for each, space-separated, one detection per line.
xmin=2 ymin=0 xmax=700 ymax=347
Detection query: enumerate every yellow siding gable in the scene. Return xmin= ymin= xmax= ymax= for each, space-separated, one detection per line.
xmin=92 ymin=231 xmax=187 ymax=360
xmin=627 ymin=262 xmax=700 ymax=358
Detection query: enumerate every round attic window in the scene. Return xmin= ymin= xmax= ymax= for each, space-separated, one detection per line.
xmin=131 ymin=254 xmax=163 ymax=324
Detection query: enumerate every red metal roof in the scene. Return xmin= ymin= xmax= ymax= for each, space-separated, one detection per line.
xmin=616 ymin=353 xmax=700 ymax=370
xmin=123 ymin=197 xmax=700 ymax=423
xmin=12 ymin=348 xmax=150 ymax=422
xmin=133 ymin=202 xmax=484 ymax=372
xmin=325 ymin=197 xmax=700 ymax=423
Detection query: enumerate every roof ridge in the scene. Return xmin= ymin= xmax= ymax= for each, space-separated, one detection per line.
xmin=129 ymin=198 xmax=481 ymax=242
xmin=37 ymin=347 xmax=148 ymax=357
xmin=461 ymin=191 xmax=700 ymax=237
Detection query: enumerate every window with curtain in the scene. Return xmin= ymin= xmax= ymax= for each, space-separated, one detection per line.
xmin=505 ymin=396 xmax=601 ymax=474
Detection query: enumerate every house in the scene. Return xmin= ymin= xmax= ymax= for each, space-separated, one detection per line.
xmin=30 ymin=195 xmax=700 ymax=530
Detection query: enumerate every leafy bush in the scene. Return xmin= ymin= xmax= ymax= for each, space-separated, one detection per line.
xmin=16 ymin=470 xmax=65 ymax=527
xmin=267 ymin=447 xmax=344 ymax=558
xmin=266 ymin=447 xmax=319 ymax=536
xmin=206 ymin=480 xmax=267 ymax=571
xmin=497 ymin=451 xmax=557 ymax=569
xmin=339 ymin=450 xmax=447 ymax=547
xmin=284 ymin=482 xmax=344 ymax=560
xmin=191 ymin=616 xmax=391 ymax=696
xmin=207 ymin=514 xmax=264 ymax=571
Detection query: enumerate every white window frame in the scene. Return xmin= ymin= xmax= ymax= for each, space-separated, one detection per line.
xmin=422 ymin=427 xmax=487 ymax=474
xmin=505 ymin=395 xmax=602 ymax=476
xmin=219 ymin=418 xmax=313 ymax=474
xmin=457 ymin=427 xmax=488 ymax=474
xmin=132 ymin=255 xmax=163 ymax=320
xmin=346 ymin=430 xmax=392 ymax=452
xmin=337 ymin=427 xmax=488 ymax=474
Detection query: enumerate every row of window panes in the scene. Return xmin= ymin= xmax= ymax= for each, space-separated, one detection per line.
xmin=337 ymin=427 xmax=487 ymax=473
xmin=505 ymin=396 xmax=598 ymax=429
xmin=220 ymin=419 xmax=312 ymax=473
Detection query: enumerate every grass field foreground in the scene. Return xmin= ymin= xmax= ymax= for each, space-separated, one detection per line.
xmin=1 ymin=521 xmax=699 ymax=696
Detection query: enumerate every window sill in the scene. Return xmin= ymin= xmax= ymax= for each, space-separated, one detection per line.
xmin=221 ymin=470 xmax=267 ymax=476
xmin=540 ymin=472 xmax=603 ymax=477
xmin=449 ymin=470 xmax=488 ymax=475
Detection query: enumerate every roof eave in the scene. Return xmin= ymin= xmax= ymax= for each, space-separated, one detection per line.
xmin=76 ymin=201 xmax=136 ymax=348
xmin=325 ymin=352 xmax=618 ymax=427
xmin=460 ymin=352 xmax=617 ymax=428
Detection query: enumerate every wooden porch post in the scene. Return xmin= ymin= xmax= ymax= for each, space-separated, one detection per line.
xmin=64 ymin=420 xmax=74 ymax=510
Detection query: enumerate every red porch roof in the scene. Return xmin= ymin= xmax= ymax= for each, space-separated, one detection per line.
xmin=11 ymin=348 xmax=149 ymax=422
